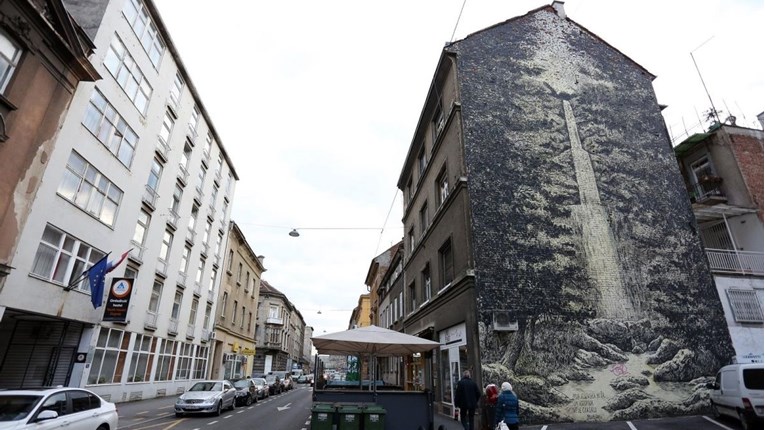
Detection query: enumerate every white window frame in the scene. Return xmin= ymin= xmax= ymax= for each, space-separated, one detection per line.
xmin=726 ymin=289 xmax=764 ymax=323
xmin=103 ymin=35 xmax=152 ymax=114
xmin=82 ymin=89 xmax=138 ymax=167
xmin=58 ymin=151 xmax=123 ymax=226
xmin=122 ymin=0 xmax=165 ymax=68
xmin=30 ymin=224 xmax=105 ymax=291
xmin=0 ymin=29 xmax=22 ymax=93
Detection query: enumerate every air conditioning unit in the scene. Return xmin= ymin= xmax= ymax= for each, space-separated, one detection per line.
xmin=208 ymin=331 xmax=216 ymax=341
xmin=492 ymin=311 xmax=518 ymax=332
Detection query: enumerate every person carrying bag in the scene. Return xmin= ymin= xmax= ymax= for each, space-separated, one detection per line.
xmin=494 ymin=381 xmax=519 ymax=430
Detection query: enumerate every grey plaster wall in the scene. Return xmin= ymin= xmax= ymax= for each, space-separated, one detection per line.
xmin=450 ymin=8 xmax=735 ymax=423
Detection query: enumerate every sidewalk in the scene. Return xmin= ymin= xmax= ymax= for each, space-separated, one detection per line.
xmin=433 ymin=413 xmax=471 ymax=430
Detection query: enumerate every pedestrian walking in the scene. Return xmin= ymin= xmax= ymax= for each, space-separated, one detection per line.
xmin=480 ymin=383 xmax=499 ymax=430
xmin=454 ymin=370 xmax=482 ymax=430
xmin=495 ymin=382 xmax=519 ymax=430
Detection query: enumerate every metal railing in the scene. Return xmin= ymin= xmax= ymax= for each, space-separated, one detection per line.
xmin=689 ymin=179 xmax=725 ymax=204
xmin=706 ymin=249 xmax=764 ymax=275
xmin=168 ymin=319 xmax=179 ymax=335
xmin=145 ymin=311 xmax=158 ymax=329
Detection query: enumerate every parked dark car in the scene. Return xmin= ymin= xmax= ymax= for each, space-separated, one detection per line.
xmin=270 ymin=371 xmax=293 ymax=391
xmin=261 ymin=374 xmax=282 ymax=395
xmin=231 ymin=378 xmax=257 ymax=406
xmin=252 ymin=377 xmax=270 ymax=400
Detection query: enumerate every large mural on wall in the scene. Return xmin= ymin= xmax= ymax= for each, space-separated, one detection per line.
xmin=452 ymin=7 xmax=735 ymax=423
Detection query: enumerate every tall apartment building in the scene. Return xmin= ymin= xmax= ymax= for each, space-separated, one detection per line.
xmin=0 ymin=0 xmax=99 ymax=287
xmin=394 ymin=2 xmax=734 ymax=424
xmin=210 ymin=221 xmax=265 ymax=379
xmin=0 ymin=0 xmax=238 ymax=402
xmin=674 ymin=122 xmax=764 ymax=362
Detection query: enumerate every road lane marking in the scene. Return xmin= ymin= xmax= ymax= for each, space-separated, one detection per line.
xmin=541 ymin=426 xmax=548 ymax=430
xmin=207 ymin=421 xmax=218 ymax=425
xmin=158 ymin=406 xmax=174 ymax=410
xmin=627 ymin=422 xmax=637 ymax=430
xmin=136 ymin=411 xmax=148 ymax=415
xmin=703 ymin=416 xmax=736 ymax=430
xmin=223 ymin=415 xmax=232 ymax=419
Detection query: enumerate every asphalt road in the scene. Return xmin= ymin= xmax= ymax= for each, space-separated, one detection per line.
xmin=116 ymin=386 xmax=748 ymax=430
xmin=117 ymin=384 xmax=314 ymax=430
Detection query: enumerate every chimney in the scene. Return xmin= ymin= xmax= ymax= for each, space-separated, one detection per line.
xmin=552 ymin=1 xmax=566 ymax=19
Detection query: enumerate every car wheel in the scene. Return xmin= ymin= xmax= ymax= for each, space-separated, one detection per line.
xmin=710 ymin=401 xmax=720 ymax=418
xmin=97 ymin=425 xmax=108 ymax=430
xmin=245 ymin=395 xmax=253 ymax=406
xmin=215 ymin=401 xmax=222 ymax=416
xmin=230 ymin=399 xmax=236 ymax=411
xmin=738 ymin=410 xmax=751 ymax=430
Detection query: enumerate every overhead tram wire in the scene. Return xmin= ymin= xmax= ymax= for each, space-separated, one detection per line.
xmin=450 ymin=0 xmax=468 ymax=43
xmin=373 ymin=188 xmax=401 ymax=257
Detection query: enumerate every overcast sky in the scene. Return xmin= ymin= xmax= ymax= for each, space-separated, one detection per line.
xmin=153 ymin=0 xmax=763 ymax=336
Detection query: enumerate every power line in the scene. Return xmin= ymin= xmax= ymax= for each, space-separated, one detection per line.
xmin=450 ymin=0 xmax=468 ymax=42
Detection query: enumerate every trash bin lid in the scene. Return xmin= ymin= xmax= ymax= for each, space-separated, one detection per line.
xmin=364 ymin=405 xmax=386 ymax=414
xmin=311 ymin=402 xmax=336 ymax=412
xmin=337 ymin=404 xmax=363 ymax=413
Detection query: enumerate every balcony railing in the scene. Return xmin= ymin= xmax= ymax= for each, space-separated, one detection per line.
xmin=266 ymin=317 xmax=283 ymax=325
xmin=142 ymin=185 xmax=158 ymax=208
xmin=689 ymin=178 xmax=726 ymax=205
xmin=201 ymin=327 xmax=209 ymax=342
xmin=156 ymin=139 xmax=170 ymax=161
xmin=177 ymin=272 xmax=187 ymax=287
xmin=706 ymin=249 xmax=764 ymax=275
xmin=193 ymin=283 xmax=202 ymax=296
xmin=186 ymin=324 xmax=195 ymax=339
xmin=168 ymin=319 xmax=179 ymax=335
xmin=145 ymin=311 xmax=158 ymax=330
xmin=129 ymin=243 xmax=145 ymax=263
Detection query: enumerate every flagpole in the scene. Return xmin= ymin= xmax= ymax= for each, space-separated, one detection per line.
xmin=66 ymin=252 xmax=111 ymax=290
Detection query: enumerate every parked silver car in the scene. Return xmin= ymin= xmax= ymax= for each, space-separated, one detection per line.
xmin=175 ymin=380 xmax=236 ymax=417
xmin=251 ymin=378 xmax=269 ymax=400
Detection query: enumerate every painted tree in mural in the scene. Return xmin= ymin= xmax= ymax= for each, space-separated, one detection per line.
xmin=454 ymin=8 xmax=735 ymax=424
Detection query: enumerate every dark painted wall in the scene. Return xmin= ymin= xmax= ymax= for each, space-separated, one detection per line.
xmin=450 ymin=7 xmax=734 ymax=423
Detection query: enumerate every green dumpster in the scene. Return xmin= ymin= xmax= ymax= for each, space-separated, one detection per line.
xmin=310 ymin=403 xmax=336 ymax=430
xmin=336 ymin=404 xmax=362 ymax=430
xmin=363 ymin=405 xmax=386 ymax=430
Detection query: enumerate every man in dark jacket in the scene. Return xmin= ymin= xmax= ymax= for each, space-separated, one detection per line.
xmin=454 ymin=370 xmax=482 ymax=430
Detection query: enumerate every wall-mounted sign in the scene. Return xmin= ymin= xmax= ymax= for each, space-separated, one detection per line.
xmin=102 ymin=278 xmax=134 ymax=322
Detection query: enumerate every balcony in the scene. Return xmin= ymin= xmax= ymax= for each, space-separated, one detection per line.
xmin=129 ymin=243 xmax=145 ymax=264
xmin=168 ymin=319 xmax=179 ymax=336
xmin=194 ymin=186 xmax=203 ymax=205
xmin=266 ymin=317 xmax=284 ymax=325
xmin=185 ymin=229 xmax=196 ymax=245
xmin=156 ymin=259 xmax=168 ymax=278
xmin=167 ymin=209 xmax=179 ymax=231
xmin=177 ymin=272 xmax=187 ymax=288
xmin=200 ymin=242 xmax=209 ymax=257
xmin=706 ymin=249 xmax=764 ymax=275
xmin=193 ymin=283 xmax=202 ymax=297
xmin=201 ymin=327 xmax=209 ymax=342
xmin=689 ymin=177 xmax=726 ymax=206
xmin=145 ymin=311 xmax=158 ymax=330
xmin=178 ymin=164 xmax=189 ymax=185
xmin=142 ymin=185 xmax=158 ymax=209
xmin=155 ymin=139 xmax=170 ymax=162
xmin=186 ymin=324 xmax=195 ymax=340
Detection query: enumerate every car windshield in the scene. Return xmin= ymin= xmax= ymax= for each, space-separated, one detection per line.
xmin=189 ymin=382 xmax=222 ymax=392
xmin=743 ymin=368 xmax=764 ymax=389
xmin=265 ymin=376 xmax=276 ymax=383
xmin=233 ymin=380 xmax=250 ymax=389
xmin=253 ymin=378 xmax=266 ymax=385
xmin=0 ymin=395 xmax=42 ymax=421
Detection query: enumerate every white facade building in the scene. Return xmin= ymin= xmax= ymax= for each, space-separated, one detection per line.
xmin=0 ymin=0 xmax=237 ymax=402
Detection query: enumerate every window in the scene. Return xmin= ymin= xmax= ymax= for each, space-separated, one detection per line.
xmin=180 ymin=246 xmax=191 ymax=273
xmin=188 ymin=106 xmax=200 ymax=135
xmin=30 ymin=224 xmax=105 ymax=291
xmin=159 ymin=230 xmax=173 ymax=262
xmin=269 ymin=305 xmax=280 ymax=320
xmin=189 ymin=299 xmax=198 ymax=325
xmin=419 ymin=203 xmax=428 ymax=236
xmin=87 ymin=328 xmax=128 ymax=384
xmin=194 ymin=346 xmax=209 ymax=379
xmin=103 ymin=35 xmax=152 ymax=113
xmin=408 ymin=282 xmax=416 ymax=314
xmin=227 ymin=250 xmax=234 ymax=271
xmin=408 ymin=228 xmax=415 ymax=253
xmin=159 ymin=110 xmax=175 ymax=144
xmin=232 ymin=300 xmax=238 ymax=324
xmin=0 ymin=29 xmax=21 ymax=93
xmin=124 ymin=265 xmax=138 ymax=279
xmin=237 ymin=263 xmax=242 ymax=284
xmin=240 ymin=306 xmax=245 ymax=329
xmin=188 ymin=204 xmax=199 ymax=233
xmin=172 ymin=290 xmax=183 ymax=320
xmin=180 ymin=143 xmax=192 ymax=172
xmin=171 ymin=183 xmax=183 ymax=214
xmin=154 ymin=339 xmax=176 ymax=381
xmin=417 ymin=146 xmax=427 ymax=178
xmin=147 ymin=158 xmax=162 ymax=193
xmin=176 ymin=342 xmax=193 ymax=380
xmin=198 ymin=164 xmax=207 ymax=188
xmin=220 ymin=292 xmax=228 ymax=320
xmin=210 ymin=185 xmax=218 ymax=207
xmin=726 ymin=289 xmax=764 ymax=323
xmin=244 ymin=271 xmax=250 ymax=291
xmin=195 ymin=258 xmax=205 ymax=284
xmin=58 ymin=151 xmax=123 ymax=226
xmin=204 ymin=132 xmax=213 ymax=158
xmin=149 ymin=280 xmax=162 ymax=313
xmin=406 ymin=177 xmax=413 ymax=205
xmin=439 ymin=239 xmax=454 ymax=288
xmin=82 ymin=89 xmax=138 ymax=167
xmin=122 ymin=0 xmax=165 ymax=68
xmin=215 ymin=153 xmax=223 ymax=178
xmin=215 ymin=232 xmax=223 ymax=256
xmin=132 ymin=209 xmax=151 ymax=247
xmin=127 ymin=334 xmax=155 ymax=383
xmin=248 ymin=311 xmax=253 ymax=332
xmin=209 ymin=268 xmax=217 ymax=294
xmin=203 ymin=220 xmax=212 ymax=244
xmin=432 ymin=99 xmax=445 ymax=139
xmin=436 ymin=167 xmax=449 ymax=207
xmin=422 ymin=264 xmax=432 ymax=302
xmin=169 ymin=72 xmax=184 ymax=107
xmin=204 ymin=303 xmax=212 ymax=328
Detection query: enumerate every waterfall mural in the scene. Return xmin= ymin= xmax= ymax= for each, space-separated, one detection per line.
xmin=450 ymin=6 xmax=736 ymax=423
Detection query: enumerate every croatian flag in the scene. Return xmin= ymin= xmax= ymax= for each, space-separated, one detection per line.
xmin=89 ymin=250 xmax=130 ymax=309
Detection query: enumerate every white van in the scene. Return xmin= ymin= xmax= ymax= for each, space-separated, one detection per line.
xmin=708 ymin=363 xmax=764 ymax=430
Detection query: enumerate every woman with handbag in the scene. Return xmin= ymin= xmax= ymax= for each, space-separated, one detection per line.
xmin=494 ymin=382 xmax=519 ymax=430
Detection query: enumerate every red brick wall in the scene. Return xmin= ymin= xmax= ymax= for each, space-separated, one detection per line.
xmin=729 ymin=132 xmax=764 ymax=221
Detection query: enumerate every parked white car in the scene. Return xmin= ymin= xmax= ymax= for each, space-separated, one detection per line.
xmin=708 ymin=363 xmax=764 ymax=430
xmin=0 ymin=387 xmax=118 ymax=430
xmin=175 ymin=380 xmax=236 ymax=417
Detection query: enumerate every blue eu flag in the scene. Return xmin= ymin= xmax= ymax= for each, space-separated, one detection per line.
xmin=88 ymin=256 xmax=109 ymax=309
